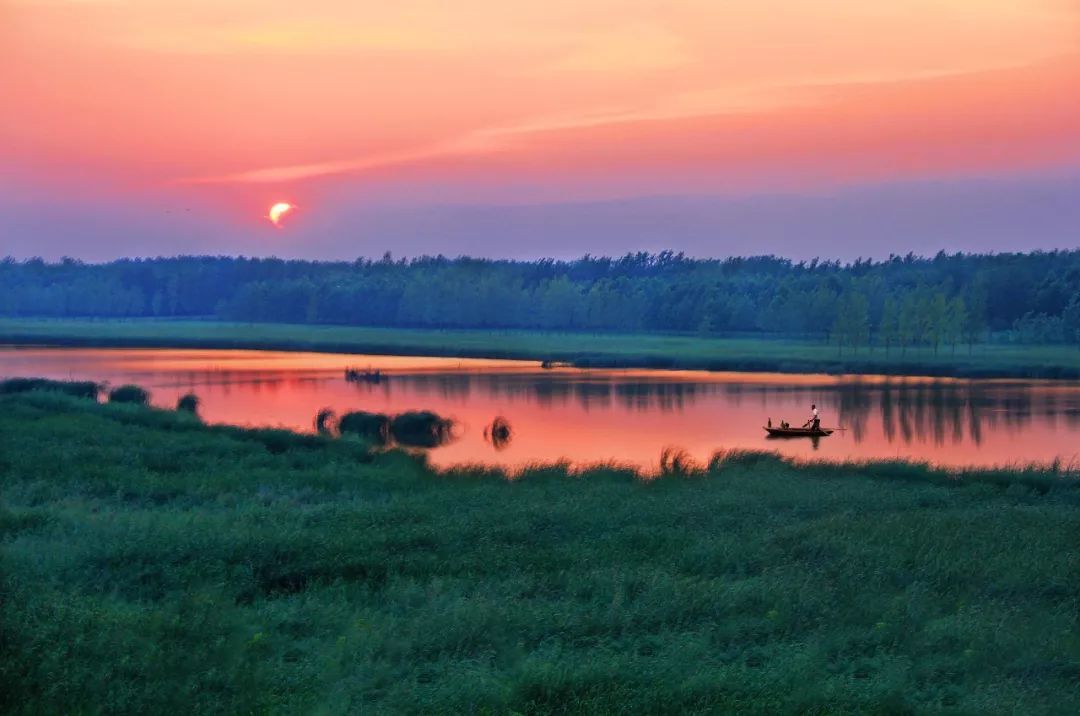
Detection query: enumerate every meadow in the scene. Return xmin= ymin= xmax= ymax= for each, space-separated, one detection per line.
xmin=1 ymin=385 xmax=1079 ymax=713
xmin=1 ymin=317 xmax=1078 ymax=378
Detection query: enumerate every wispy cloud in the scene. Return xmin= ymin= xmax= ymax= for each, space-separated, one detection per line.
xmin=181 ymin=56 xmax=1071 ymax=186
xmin=13 ymin=0 xmax=1080 ymax=192
xmin=180 ymin=138 xmax=489 ymax=184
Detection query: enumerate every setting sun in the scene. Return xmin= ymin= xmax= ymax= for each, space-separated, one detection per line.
xmin=267 ymin=202 xmax=295 ymax=227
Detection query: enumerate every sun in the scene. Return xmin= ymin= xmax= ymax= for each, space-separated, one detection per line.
xmin=267 ymin=202 xmax=295 ymax=227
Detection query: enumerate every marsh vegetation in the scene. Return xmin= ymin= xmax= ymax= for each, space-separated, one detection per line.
xmin=0 ymin=376 xmax=99 ymax=399
xmin=337 ymin=409 xmax=391 ymax=442
xmin=107 ymin=383 xmax=150 ymax=406
xmin=485 ymin=416 xmax=513 ymax=450
xmin=176 ymin=392 xmax=200 ymax=414
xmin=1 ymin=383 xmax=1078 ymax=713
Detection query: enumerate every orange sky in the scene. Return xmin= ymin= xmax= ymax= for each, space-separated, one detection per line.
xmin=2 ymin=0 xmax=1079 ymax=255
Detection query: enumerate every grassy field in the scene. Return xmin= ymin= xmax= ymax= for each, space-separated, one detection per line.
xmin=2 ymin=386 xmax=1079 ymax=713
xmin=1 ymin=317 xmax=1078 ymax=379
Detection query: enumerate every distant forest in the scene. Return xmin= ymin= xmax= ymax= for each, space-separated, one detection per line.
xmin=2 ymin=251 xmax=1079 ymax=349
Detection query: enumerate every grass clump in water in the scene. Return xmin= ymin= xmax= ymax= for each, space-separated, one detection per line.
xmin=338 ymin=410 xmax=390 ymax=443
xmin=389 ymin=410 xmax=453 ymax=447
xmin=331 ymin=409 xmax=455 ymax=447
xmin=108 ymin=384 xmax=150 ymax=405
xmin=313 ymin=407 xmax=337 ymax=436
xmin=176 ymin=393 xmax=200 ymax=414
xmin=484 ymin=416 xmax=513 ymax=450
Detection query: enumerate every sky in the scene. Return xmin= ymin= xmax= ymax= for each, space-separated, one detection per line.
xmin=2 ymin=0 xmax=1079 ymax=261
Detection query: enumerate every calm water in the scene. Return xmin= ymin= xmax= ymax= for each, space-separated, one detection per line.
xmin=3 ymin=346 xmax=1078 ymax=470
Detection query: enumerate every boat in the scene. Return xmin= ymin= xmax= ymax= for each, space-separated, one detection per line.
xmin=345 ymin=368 xmax=385 ymax=383
xmin=764 ymin=426 xmax=833 ymax=438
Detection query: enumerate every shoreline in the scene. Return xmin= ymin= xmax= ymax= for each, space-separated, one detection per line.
xmin=3 ymin=385 xmax=1077 ymax=481
xmin=4 ymin=377 xmax=1078 ymax=474
xmin=1 ymin=318 xmax=1077 ymax=380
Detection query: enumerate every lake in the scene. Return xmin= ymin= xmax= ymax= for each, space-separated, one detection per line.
xmin=3 ymin=346 xmax=1078 ymax=470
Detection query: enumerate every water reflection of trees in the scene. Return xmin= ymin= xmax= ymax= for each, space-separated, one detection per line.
xmin=363 ymin=374 xmax=721 ymax=412
xmin=160 ymin=370 xmax=330 ymax=394
xmin=699 ymin=378 xmax=1074 ymax=448
xmin=830 ymin=380 xmax=1067 ymax=447
xmin=347 ymin=373 xmax=1078 ymax=448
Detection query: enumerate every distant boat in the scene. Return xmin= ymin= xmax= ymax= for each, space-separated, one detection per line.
xmin=345 ymin=368 xmax=385 ymax=383
xmin=764 ymin=426 xmax=833 ymax=438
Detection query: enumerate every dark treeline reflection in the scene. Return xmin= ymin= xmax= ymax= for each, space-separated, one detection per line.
xmin=362 ymin=373 xmax=715 ymax=412
xmin=150 ymin=370 xmax=333 ymax=390
xmin=833 ymin=380 xmax=1080 ymax=447
xmin=348 ymin=373 xmax=1080 ymax=446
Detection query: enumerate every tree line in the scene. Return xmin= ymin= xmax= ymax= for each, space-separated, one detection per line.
xmin=1 ymin=251 xmax=1079 ymax=346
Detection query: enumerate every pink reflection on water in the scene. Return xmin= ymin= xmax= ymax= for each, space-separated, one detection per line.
xmin=2 ymin=347 xmax=1077 ymax=471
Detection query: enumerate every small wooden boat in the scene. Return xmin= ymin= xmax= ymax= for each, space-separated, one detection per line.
xmin=764 ymin=426 xmax=833 ymax=438
xmin=345 ymin=368 xmax=385 ymax=383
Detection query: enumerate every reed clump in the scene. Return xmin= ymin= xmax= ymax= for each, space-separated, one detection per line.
xmin=333 ymin=409 xmax=453 ymax=447
xmin=390 ymin=410 xmax=453 ymax=447
xmin=314 ymin=407 xmax=337 ymax=436
xmin=176 ymin=393 xmax=200 ymax=414
xmin=707 ymin=448 xmax=783 ymax=472
xmin=485 ymin=416 xmax=513 ymax=449
xmin=338 ymin=410 xmax=390 ymax=443
xmin=0 ymin=377 xmax=99 ymax=400
xmin=659 ymin=446 xmax=700 ymax=476
xmin=108 ymin=384 xmax=150 ymax=405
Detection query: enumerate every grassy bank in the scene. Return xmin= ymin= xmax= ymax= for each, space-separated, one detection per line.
xmin=2 ymin=387 xmax=1078 ymax=713
xmin=1 ymin=317 xmax=1078 ymax=378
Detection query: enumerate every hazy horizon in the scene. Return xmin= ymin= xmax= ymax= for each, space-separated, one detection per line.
xmin=4 ymin=172 xmax=1079 ymax=263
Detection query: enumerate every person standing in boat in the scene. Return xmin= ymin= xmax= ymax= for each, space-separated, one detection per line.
xmin=804 ymin=404 xmax=820 ymax=431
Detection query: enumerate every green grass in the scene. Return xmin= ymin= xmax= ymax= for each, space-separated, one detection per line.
xmin=1 ymin=388 xmax=1078 ymax=713
xmin=1 ymin=317 xmax=1078 ymax=378
xmin=0 ymin=376 xmax=100 ymax=399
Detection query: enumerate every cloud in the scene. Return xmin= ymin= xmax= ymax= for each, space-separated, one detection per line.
xmin=180 ymin=54 xmax=1080 ymax=187
xmin=9 ymin=0 xmax=1080 ymax=197
xmin=179 ymin=131 xmax=507 ymax=184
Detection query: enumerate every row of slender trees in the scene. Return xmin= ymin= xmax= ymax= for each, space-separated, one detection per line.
xmin=831 ymin=286 xmax=986 ymax=356
xmin=2 ymin=251 xmax=1079 ymax=344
